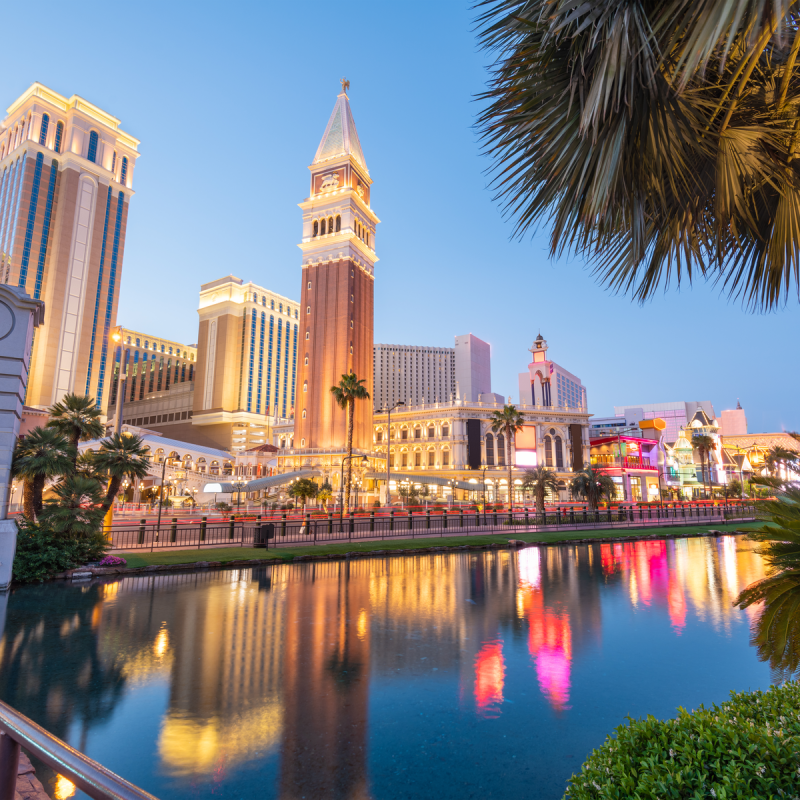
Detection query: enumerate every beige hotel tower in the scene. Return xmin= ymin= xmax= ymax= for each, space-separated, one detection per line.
xmin=293 ymin=81 xmax=377 ymax=453
xmin=0 ymin=83 xmax=138 ymax=412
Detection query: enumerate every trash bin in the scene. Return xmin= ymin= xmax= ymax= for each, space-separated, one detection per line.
xmin=253 ymin=523 xmax=275 ymax=548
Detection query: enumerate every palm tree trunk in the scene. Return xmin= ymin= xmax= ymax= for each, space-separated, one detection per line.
xmin=101 ymin=475 xmax=123 ymax=515
xmin=345 ymin=399 xmax=354 ymax=512
xmin=71 ymin=430 xmax=80 ymax=468
xmin=32 ymin=474 xmax=46 ymax=518
xmin=22 ymin=480 xmax=36 ymax=520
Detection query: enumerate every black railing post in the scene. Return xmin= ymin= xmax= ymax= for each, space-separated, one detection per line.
xmin=570 ymin=508 xmax=574 ymax=525
xmin=305 ymin=512 xmax=311 ymax=537
xmin=328 ymin=512 xmax=333 ymax=536
xmin=524 ymin=508 xmax=530 ymax=527
xmin=349 ymin=511 xmax=354 ymax=540
xmin=200 ymin=516 xmax=207 ymax=542
xmin=0 ymin=732 xmax=21 ymax=800
xmin=460 ymin=508 xmax=464 ymax=528
xmin=170 ymin=517 xmax=177 ymax=543
xmin=408 ymin=510 xmax=413 ymax=531
xmin=426 ymin=509 xmax=431 ymax=530
xmin=229 ymin=514 xmax=235 ymax=540
xmin=390 ymin=509 xmax=395 ymax=532
xmin=370 ymin=511 xmax=375 ymax=533
xmin=138 ymin=518 xmax=146 ymax=545
xmin=281 ymin=512 xmax=287 ymax=538
xmin=443 ymin=510 xmax=448 ymax=530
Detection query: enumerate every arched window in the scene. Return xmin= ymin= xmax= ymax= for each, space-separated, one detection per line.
xmin=112 ymin=150 xmax=117 ymax=173
xmin=304 ymin=356 xmax=308 ymax=365
xmin=313 ymin=220 xmax=318 ymax=237
xmin=302 ymin=409 xmax=306 ymax=418
xmin=54 ymin=122 xmax=64 ymax=154
xmin=306 ymin=306 xmax=310 ymax=314
xmin=366 ymin=232 xmax=369 ymax=246
xmin=271 ymin=299 xmax=275 ymax=309
xmin=38 ymin=114 xmax=49 ymax=145
xmin=555 ymin=435 xmax=564 ymax=469
xmin=335 ymin=215 xmax=341 ymax=232
xmin=120 ymin=156 xmax=128 ymax=185
xmin=328 ymin=216 xmax=333 ymax=232
xmin=485 ymin=433 xmax=495 ymax=466
xmin=544 ymin=435 xmax=553 ymax=467
xmin=497 ymin=434 xmax=506 ymax=466
xmin=320 ymin=218 xmax=326 ymax=235
xmin=87 ymin=131 xmax=99 ymax=163
xmin=262 ymin=296 xmax=266 ymax=306
xmin=305 ymin=331 xmax=309 ymax=340
xmin=135 ymin=338 xmax=140 ymax=346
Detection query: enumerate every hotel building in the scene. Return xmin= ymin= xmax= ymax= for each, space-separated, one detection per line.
xmin=0 ymin=83 xmax=139 ymax=412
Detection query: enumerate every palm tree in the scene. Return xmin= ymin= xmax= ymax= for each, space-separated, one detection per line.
xmin=47 ymin=394 xmax=104 ymax=468
xmin=318 ymin=482 xmax=333 ymax=511
xmin=90 ymin=433 xmax=151 ymax=514
xmin=522 ymin=465 xmax=559 ymax=513
xmin=11 ymin=427 xmax=73 ymax=520
xmin=490 ymin=404 xmax=525 ymax=508
xmin=330 ymin=372 xmax=370 ymax=511
xmin=691 ymin=434 xmax=716 ymax=499
xmin=38 ymin=475 xmax=105 ymax=538
xmin=570 ymin=466 xmax=616 ymax=511
xmin=764 ymin=445 xmax=800 ymax=479
xmin=475 ymin=1 xmax=800 ymax=311
xmin=735 ymin=482 xmax=800 ymax=681
xmin=288 ymin=478 xmax=319 ymax=510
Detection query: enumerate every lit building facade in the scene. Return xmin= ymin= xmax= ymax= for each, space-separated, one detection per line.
xmin=293 ymin=85 xmax=377 ymax=453
xmin=612 ymin=401 xmax=715 ymax=445
xmin=518 ymin=335 xmax=587 ymax=410
xmin=0 ymin=83 xmax=139 ymax=412
xmin=719 ymin=401 xmax=748 ymax=437
xmin=192 ymin=275 xmax=300 ymax=452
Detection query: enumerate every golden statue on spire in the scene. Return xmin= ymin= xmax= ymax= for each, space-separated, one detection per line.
xmin=341 ymin=77 xmax=350 ymax=94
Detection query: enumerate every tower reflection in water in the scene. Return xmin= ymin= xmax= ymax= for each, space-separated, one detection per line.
xmin=0 ymin=536 xmax=768 ymax=798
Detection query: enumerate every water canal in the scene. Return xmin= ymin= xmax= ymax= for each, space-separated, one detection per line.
xmin=0 ymin=535 xmax=774 ymax=799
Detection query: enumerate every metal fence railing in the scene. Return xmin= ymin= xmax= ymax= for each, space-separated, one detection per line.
xmin=107 ymin=503 xmax=757 ymax=552
xmin=0 ymin=698 xmax=158 ymax=800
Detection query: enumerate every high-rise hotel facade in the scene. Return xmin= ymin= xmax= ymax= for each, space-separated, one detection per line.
xmin=0 ymin=83 xmax=138 ymax=412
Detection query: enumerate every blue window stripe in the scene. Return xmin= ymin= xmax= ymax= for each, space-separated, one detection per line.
xmin=95 ymin=192 xmax=125 ymax=405
xmin=3 ymin=159 xmax=26 ymax=266
xmin=85 ymin=187 xmax=113 ymax=395
xmin=282 ymin=320 xmax=290 ymax=417
xmin=0 ymin=165 xmax=12 ymax=264
xmin=275 ymin=320 xmax=283 ymax=416
xmin=120 ymin=157 xmax=128 ymax=185
xmin=87 ymin=131 xmax=98 ymax=163
xmin=265 ymin=315 xmax=274 ymax=412
xmin=38 ymin=114 xmax=49 ymax=146
xmin=256 ymin=312 xmax=265 ymax=412
xmin=54 ymin=122 xmax=63 ymax=155
xmin=32 ymin=160 xmax=58 ymax=299
xmin=237 ymin=309 xmax=247 ymax=409
xmin=17 ymin=153 xmax=44 ymax=290
xmin=291 ymin=324 xmax=298 ymax=412
xmin=246 ymin=309 xmax=257 ymax=412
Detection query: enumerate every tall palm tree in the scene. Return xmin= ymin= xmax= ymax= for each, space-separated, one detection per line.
xmin=522 ymin=465 xmax=559 ymax=513
xmin=330 ymin=372 xmax=370 ymax=511
xmin=490 ymin=404 xmax=524 ymax=508
xmin=691 ymin=434 xmax=716 ymax=499
xmin=11 ymin=427 xmax=73 ymax=520
xmin=90 ymin=433 xmax=151 ymax=514
xmin=570 ymin=466 xmax=617 ymax=511
xmin=47 ymin=394 xmax=104 ymax=468
xmin=475 ymin=1 xmax=800 ymax=311
xmin=764 ymin=445 xmax=800 ymax=479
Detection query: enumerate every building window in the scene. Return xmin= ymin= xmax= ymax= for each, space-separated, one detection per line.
xmin=304 ymin=356 xmax=308 ymax=365
xmin=307 ymin=281 xmax=312 ymax=289
xmin=320 ymin=218 xmax=326 ymax=235
xmin=87 ymin=131 xmax=99 ymax=163
xmin=428 ymin=426 xmax=435 ymax=438
xmin=54 ymin=122 xmax=64 ymax=154
xmin=303 ymin=381 xmax=307 ymax=392
xmin=401 ymin=429 xmax=408 ymax=440
xmin=428 ymin=451 xmax=435 ymax=467
xmin=328 ymin=216 xmax=333 ymax=232
xmin=377 ymin=431 xmax=383 ymax=442
xmin=302 ymin=409 xmax=306 ymax=418
xmin=305 ymin=331 xmax=309 ymax=340
xmin=442 ymin=425 xmax=449 ymax=437
xmin=415 ymin=452 xmax=421 ymax=467
xmin=555 ymin=435 xmax=564 ymax=469
xmin=402 ymin=453 xmax=408 ymax=468
xmin=120 ymin=157 xmax=128 ymax=185
xmin=313 ymin=220 xmax=318 ymax=237
xmin=497 ymin=434 xmax=506 ymax=466
xmin=335 ymin=215 xmax=341 ymax=231
xmin=414 ymin=428 xmax=421 ymax=439
xmin=39 ymin=114 xmax=49 ymax=145
xmin=112 ymin=150 xmax=117 ymax=173
xmin=544 ymin=435 xmax=553 ymax=467
xmin=442 ymin=451 xmax=450 ymax=466
xmin=350 ymin=319 xmax=353 ymax=329
xmin=306 ymin=306 xmax=310 ymax=314
xmin=486 ymin=433 xmax=494 ymax=466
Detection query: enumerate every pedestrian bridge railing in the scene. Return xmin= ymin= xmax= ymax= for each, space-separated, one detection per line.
xmin=0 ymin=698 xmax=158 ymax=800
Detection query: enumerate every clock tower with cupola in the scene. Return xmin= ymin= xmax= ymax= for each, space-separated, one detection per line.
xmin=293 ymin=82 xmax=379 ymax=452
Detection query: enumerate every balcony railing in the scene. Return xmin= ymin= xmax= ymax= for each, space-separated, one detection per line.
xmin=0 ymin=698 xmax=158 ymax=800
xmin=590 ymin=457 xmax=658 ymax=471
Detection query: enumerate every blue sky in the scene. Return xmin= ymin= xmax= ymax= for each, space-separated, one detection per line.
xmin=3 ymin=0 xmax=797 ymax=433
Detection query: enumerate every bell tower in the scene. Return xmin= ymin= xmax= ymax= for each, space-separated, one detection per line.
xmin=293 ymin=81 xmax=378 ymax=452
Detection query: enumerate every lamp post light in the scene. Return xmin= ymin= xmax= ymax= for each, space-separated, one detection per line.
xmin=381 ymin=402 xmax=404 ymax=505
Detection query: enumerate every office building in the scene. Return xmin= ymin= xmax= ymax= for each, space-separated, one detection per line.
xmin=0 ymin=82 xmax=139 ymax=412
xmin=293 ymin=83 xmax=377 ymax=453
xmin=192 ymin=276 xmax=300 ymax=452
xmin=373 ymin=334 xmax=492 ymax=410
xmin=719 ymin=401 xmax=748 ymax=437
xmin=518 ymin=334 xmax=587 ymax=410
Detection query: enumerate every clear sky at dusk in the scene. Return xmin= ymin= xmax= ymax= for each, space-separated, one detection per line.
xmin=3 ymin=0 xmax=796 ymax=433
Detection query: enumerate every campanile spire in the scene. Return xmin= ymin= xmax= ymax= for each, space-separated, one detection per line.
xmin=293 ymin=88 xmax=379 ymax=452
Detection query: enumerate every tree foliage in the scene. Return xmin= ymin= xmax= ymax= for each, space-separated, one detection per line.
xmin=570 ymin=465 xmax=617 ymax=509
xmin=47 ymin=393 xmax=104 ymax=468
xmin=522 ymin=464 xmax=560 ymax=511
xmin=330 ymin=372 xmax=370 ymax=511
xmin=490 ymin=404 xmax=524 ymax=507
xmin=476 ymin=0 xmax=800 ymax=310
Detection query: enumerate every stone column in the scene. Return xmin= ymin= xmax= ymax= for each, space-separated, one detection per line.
xmin=0 ymin=286 xmax=45 ymax=591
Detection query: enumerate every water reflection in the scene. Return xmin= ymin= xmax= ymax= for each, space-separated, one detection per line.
xmin=0 ymin=536 xmax=771 ymax=799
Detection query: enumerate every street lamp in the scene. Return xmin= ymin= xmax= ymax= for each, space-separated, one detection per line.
xmin=110 ymin=328 xmax=127 ymax=435
xmin=381 ymin=402 xmax=404 ymax=505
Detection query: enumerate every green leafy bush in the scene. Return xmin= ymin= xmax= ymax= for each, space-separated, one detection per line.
xmin=12 ymin=520 xmax=107 ymax=584
xmin=564 ymin=682 xmax=800 ymax=799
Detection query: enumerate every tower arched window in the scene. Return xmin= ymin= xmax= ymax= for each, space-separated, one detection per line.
xmin=497 ymin=434 xmax=506 ymax=466
xmin=302 ymin=409 xmax=306 ymax=418
xmin=87 ymin=131 xmax=99 ymax=163
xmin=544 ymin=435 xmax=553 ymax=467
xmin=335 ymin=215 xmax=341 ymax=232
xmin=120 ymin=156 xmax=128 ymax=185
xmin=555 ymin=435 xmax=564 ymax=469
xmin=54 ymin=122 xmax=64 ymax=154
xmin=366 ymin=232 xmax=369 ymax=246
xmin=485 ymin=433 xmax=495 ymax=466
xmin=313 ymin=220 xmax=318 ymax=237
xmin=38 ymin=114 xmax=49 ymax=145
xmin=320 ymin=218 xmax=326 ymax=235
xmin=328 ymin=216 xmax=333 ymax=232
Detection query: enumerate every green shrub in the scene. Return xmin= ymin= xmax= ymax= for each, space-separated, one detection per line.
xmin=564 ymin=682 xmax=800 ymax=799
xmin=12 ymin=520 xmax=107 ymax=584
